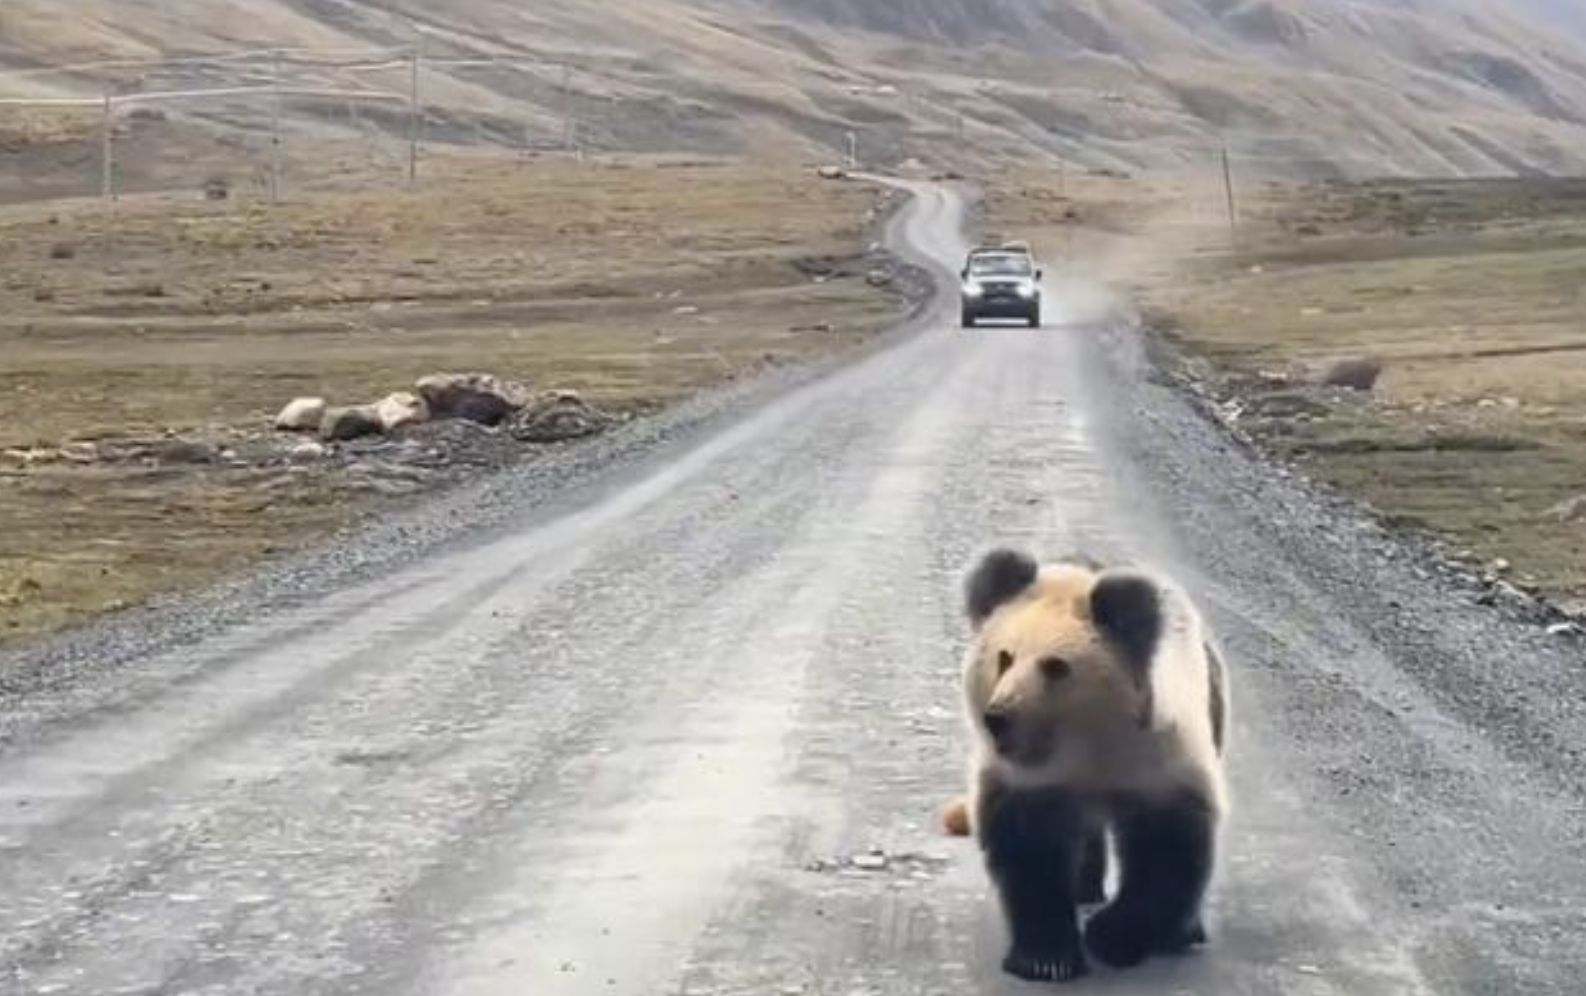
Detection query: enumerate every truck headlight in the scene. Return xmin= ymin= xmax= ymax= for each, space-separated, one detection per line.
xmin=962 ymin=282 xmax=984 ymax=298
xmin=1016 ymin=280 xmax=1038 ymax=298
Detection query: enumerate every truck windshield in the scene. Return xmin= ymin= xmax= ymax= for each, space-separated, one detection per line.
xmin=969 ymin=255 xmax=1032 ymax=277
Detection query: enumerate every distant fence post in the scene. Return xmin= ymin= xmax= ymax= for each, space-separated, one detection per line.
xmin=561 ymin=64 xmax=573 ymax=153
xmin=408 ymin=43 xmax=421 ymax=184
xmin=1221 ymin=146 xmax=1238 ymax=240
xmin=270 ymin=51 xmax=283 ymax=203
xmin=101 ymin=93 xmax=115 ymax=202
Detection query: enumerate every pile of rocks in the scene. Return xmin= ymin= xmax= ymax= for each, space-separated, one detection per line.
xmin=274 ymin=373 xmax=617 ymax=445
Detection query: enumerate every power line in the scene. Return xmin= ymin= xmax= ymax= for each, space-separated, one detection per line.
xmin=0 ymin=86 xmax=406 ymax=107
xmin=0 ymin=45 xmax=412 ymax=82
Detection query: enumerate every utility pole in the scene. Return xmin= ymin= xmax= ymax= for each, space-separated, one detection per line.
xmin=101 ymin=93 xmax=114 ymax=202
xmin=269 ymin=51 xmax=283 ymax=203
xmin=408 ymin=40 xmax=422 ymax=184
xmin=561 ymin=63 xmax=574 ymax=153
xmin=1221 ymin=146 xmax=1238 ymax=240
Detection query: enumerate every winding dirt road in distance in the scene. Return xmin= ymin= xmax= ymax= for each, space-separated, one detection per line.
xmin=4 ymin=181 xmax=1586 ymax=995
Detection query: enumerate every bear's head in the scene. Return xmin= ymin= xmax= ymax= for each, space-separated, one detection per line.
xmin=962 ymin=549 xmax=1164 ymax=770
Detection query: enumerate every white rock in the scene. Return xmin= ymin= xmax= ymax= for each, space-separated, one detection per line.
xmin=374 ymin=391 xmax=430 ymax=432
xmin=275 ymin=397 xmax=328 ymax=432
xmin=1547 ymin=495 xmax=1586 ymax=523
xmin=288 ymin=441 xmax=328 ymax=462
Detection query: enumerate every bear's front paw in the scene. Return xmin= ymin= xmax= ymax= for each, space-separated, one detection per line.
xmin=1083 ymin=903 xmax=1156 ymax=969
xmin=1155 ymin=918 xmax=1208 ymax=954
xmin=1003 ymin=943 xmax=1089 ymax=983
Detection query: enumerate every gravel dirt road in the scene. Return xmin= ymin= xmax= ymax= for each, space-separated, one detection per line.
xmin=4 ymin=181 xmax=1586 ymax=996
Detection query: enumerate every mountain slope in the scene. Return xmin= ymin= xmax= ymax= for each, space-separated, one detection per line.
xmin=5 ymin=0 xmax=1586 ymax=184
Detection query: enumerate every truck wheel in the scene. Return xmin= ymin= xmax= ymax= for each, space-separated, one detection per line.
xmin=961 ymin=309 xmax=977 ymax=328
xmin=1027 ymin=306 xmax=1041 ymax=329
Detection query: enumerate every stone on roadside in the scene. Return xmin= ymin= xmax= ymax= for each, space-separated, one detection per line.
xmin=1317 ymin=358 xmax=1383 ymax=392
xmin=374 ymin=391 xmax=430 ymax=432
xmin=288 ymin=440 xmax=328 ymax=462
xmin=275 ymin=397 xmax=329 ymax=432
xmin=416 ymin=372 xmax=528 ymax=426
xmin=319 ymin=405 xmax=385 ymax=442
xmin=1546 ymin=495 xmax=1586 ymax=523
xmin=153 ymin=439 xmax=217 ymax=465
xmin=510 ymin=391 xmax=617 ymax=443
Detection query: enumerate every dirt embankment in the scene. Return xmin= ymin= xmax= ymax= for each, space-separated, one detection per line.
xmin=988 ymin=168 xmax=1586 ymax=625
xmin=0 ymin=156 xmax=913 ymax=642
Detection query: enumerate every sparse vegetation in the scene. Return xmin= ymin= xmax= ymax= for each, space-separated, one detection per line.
xmin=0 ymin=155 xmax=903 ymax=641
xmin=7 ymin=0 xmax=1586 ymax=199
xmin=988 ymin=170 xmax=1586 ymax=609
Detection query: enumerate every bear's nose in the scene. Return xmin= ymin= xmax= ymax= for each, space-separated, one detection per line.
xmin=983 ymin=709 xmax=1013 ymax=744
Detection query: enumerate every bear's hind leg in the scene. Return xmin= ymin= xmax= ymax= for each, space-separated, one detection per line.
xmin=1084 ymin=791 xmax=1216 ymax=969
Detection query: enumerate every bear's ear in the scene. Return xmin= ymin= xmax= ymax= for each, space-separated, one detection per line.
xmin=965 ymin=549 xmax=1039 ymax=629
xmin=1090 ymin=570 xmax=1163 ymax=673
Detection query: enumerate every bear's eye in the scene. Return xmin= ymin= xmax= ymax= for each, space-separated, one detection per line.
xmin=996 ymin=651 xmax=1014 ymax=676
xmin=1040 ymin=656 xmax=1072 ymax=680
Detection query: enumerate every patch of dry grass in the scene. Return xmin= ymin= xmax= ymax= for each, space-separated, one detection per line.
xmin=988 ymin=170 xmax=1586 ymax=605
xmin=0 ymin=155 xmax=897 ymax=641
xmin=0 ymin=105 xmax=100 ymax=152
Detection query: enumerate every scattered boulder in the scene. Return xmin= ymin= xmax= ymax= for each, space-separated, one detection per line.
xmin=1546 ymin=495 xmax=1586 ymax=523
xmin=2 ymin=447 xmax=56 ymax=467
xmin=152 ymin=439 xmax=217 ymax=465
xmin=816 ymin=165 xmax=848 ymax=180
xmin=1245 ymin=390 xmax=1332 ymax=420
xmin=373 ymin=391 xmax=430 ymax=432
xmin=452 ymin=394 xmax=514 ymax=427
xmin=866 ymin=269 xmax=894 ymax=288
xmin=416 ymin=372 xmax=528 ymax=426
xmin=1318 ymin=357 xmax=1383 ymax=392
xmin=59 ymin=442 xmax=99 ymax=464
xmin=203 ymin=177 xmax=230 ymax=201
xmin=511 ymin=391 xmax=617 ymax=443
xmin=275 ymin=397 xmax=328 ymax=432
xmin=319 ymin=405 xmax=385 ymax=442
xmin=49 ymin=243 xmax=76 ymax=261
xmin=288 ymin=440 xmax=328 ymax=462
